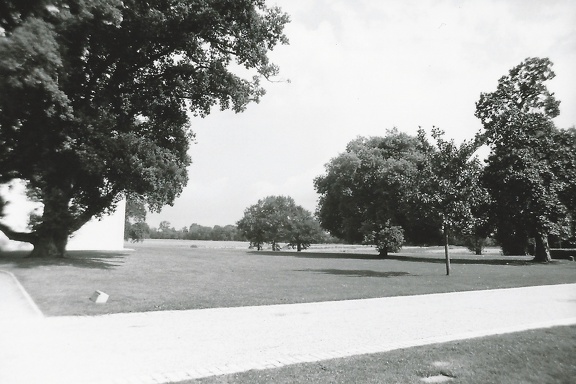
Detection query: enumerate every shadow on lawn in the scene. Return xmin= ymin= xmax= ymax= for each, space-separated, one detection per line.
xmin=388 ymin=254 xmax=532 ymax=266
xmin=253 ymin=251 xmax=533 ymax=266
xmin=297 ymin=269 xmax=412 ymax=278
xmin=251 ymin=251 xmax=384 ymax=260
xmin=0 ymin=250 xmax=128 ymax=270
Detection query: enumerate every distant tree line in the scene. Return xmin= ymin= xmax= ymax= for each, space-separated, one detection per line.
xmin=149 ymin=222 xmax=245 ymax=241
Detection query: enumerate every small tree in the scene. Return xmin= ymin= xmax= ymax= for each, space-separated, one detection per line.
xmin=126 ymin=222 xmax=150 ymax=243
xmin=416 ymin=127 xmax=487 ymax=274
xmin=124 ymin=197 xmax=148 ymax=242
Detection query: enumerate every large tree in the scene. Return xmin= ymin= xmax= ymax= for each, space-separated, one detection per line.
xmin=314 ymin=129 xmax=442 ymax=249
xmin=0 ymin=0 xmax=289 ymax=257
xmin=475 ymin=57 xmax=573 ymax=262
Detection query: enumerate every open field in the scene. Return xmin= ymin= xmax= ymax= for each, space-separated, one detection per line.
xmin=190 ymin=325 xmax=576 ymax=384
xmin=0 ymin=239 xmax=574 ymax=316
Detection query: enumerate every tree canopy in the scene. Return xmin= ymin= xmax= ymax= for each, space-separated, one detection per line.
xmin=476 ymin=57 xmax=574 ymax=262
xmin=0 ymin=0 xmax=289 ymax=257
xmin=415 ymin=127 xmax=488 ymax=273
xmin=236 ymin=195 xmax=323 ymax=251
xmin=314 ymin=129 xmax=442 ymax=249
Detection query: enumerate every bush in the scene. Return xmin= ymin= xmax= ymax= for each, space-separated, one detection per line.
xmin=364 ymin=225 xmax=404 ymax=257
xmin=462 ymin=236 xmax=496 ymax=255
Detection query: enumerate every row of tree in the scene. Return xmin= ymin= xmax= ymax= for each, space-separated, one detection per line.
xmin=127 ymin=199 xmax=334 ymax=248
xmin=314 ymin=58 xmax=576 ymax=264
xmin=123 ymin=198 xmax=245 ymax=242
xmin=150 ymin=222 xmax=244 ymax=242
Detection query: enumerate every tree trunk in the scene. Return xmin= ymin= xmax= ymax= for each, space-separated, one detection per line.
xmin=297 ymin=243 xmax=302 ymax=252
xmin=29 ymin=231 xmax=68 ymax=258
xmin=444 ymin=225 xmax=451 ymax=276
xmin=533 ymin=232 xmax=552 ymax=263
xmin=27 ymin=188 xmax=73 ymax=258
xmin=379 ymin=247 xmax=388 ymax=258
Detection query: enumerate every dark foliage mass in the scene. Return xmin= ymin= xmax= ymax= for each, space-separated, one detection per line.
xmin=476 ymin=57 xmax=576 ymax=261
xmin=314 ymin=129 xmax=443 ymax=250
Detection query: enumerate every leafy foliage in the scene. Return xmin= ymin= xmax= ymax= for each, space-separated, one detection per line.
xmin=314 ymin=129 xmax=441 ymax=247
xmin=148 ymin=222 xmax=244 ymax=241
xmin=284 ymin=205 xmax=324 ymax=251
xmin=0 ymin=0 xmax=289 ymax=257
xmin=124 ymin=196 xmax=148 ymax=242
xmin=236 ymin=196 xmax=323 ymax=251
xmin=475 ymin=57 xmax=573 ymax=261
xmin=363 ymin=223 xmax=404 ymax=257
xmin=416 ymin=128 xmax=489 ymax=241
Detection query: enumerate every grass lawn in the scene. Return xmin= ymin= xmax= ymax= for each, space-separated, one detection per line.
xmin=188 ymin=325 xmax=576 ymax=384
xmin=0 ymin=239 xmax=574 ymax=316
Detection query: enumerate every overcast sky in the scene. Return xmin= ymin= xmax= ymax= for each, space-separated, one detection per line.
xmin=147 ymin=0 xmax=576 ymax=229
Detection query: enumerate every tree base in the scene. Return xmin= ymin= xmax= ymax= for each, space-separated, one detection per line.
xmin=28 ymin=236 xmax=68 ymax=258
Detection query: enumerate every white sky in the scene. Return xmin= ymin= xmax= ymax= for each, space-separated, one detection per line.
xmin=147 ymin=0 xmax=576 ymax=229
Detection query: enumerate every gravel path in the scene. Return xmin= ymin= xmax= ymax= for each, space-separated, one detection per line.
xmin=1 ymin=272 xmax=575 ymax=384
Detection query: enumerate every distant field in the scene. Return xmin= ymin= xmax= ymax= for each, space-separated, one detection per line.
xmin=0 ymin=240 xmax=574 ymax=316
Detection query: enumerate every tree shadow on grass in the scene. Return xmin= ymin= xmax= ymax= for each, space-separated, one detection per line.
xmin=297 ymin=269 xmax=412 ymax=278
xmin=251 ymin=251 xmax=535 ymax=266
xmin=388 ymin=254 xmax=533 ymax=266
xmin=250 ymin=251 xmax=385 ymax=260
xmin=0 ymin=250 xmax=129 ymax=270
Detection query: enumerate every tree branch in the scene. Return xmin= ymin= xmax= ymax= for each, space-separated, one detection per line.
xmin=0 ymin=222 xmax=36 ymax=244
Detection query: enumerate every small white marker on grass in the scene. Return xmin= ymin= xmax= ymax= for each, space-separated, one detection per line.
xmin=90 ymin=290 xmax=109 ymax=303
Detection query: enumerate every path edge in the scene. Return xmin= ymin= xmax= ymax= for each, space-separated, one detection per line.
xmin=0 ymin=269 xmax=44 ymax=318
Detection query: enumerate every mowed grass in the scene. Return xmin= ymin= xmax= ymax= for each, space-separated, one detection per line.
xmin=189 ymin=325 xmax=576 ymax=384
xmin=0 ymin=239 xmax=574 ymax=316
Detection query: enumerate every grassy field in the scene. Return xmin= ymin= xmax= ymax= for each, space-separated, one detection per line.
xmin=1 ymin=240 xmax=574 ymax=383
xmin=190 ymin=325 xmax=576 ymax=384
xmin=0 ymin=239 xmax=574 ymax=316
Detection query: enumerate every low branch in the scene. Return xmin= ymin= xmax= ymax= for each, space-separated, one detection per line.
xmin=0 ymin=222 xmax=36 ymax=244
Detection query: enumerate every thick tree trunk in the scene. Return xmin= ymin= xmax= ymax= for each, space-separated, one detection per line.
xmin=27 ymin=188 xmax=75 ymax=258
xmin=0 ymin=223 xmax=69 ymax=258
xmin=533 ymin=232 xmax=552 ymax=263
xmin=29 ymin=231 xmax=68 ymax=258
xmin=297 ymin=243 xmax=302 ymax=252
